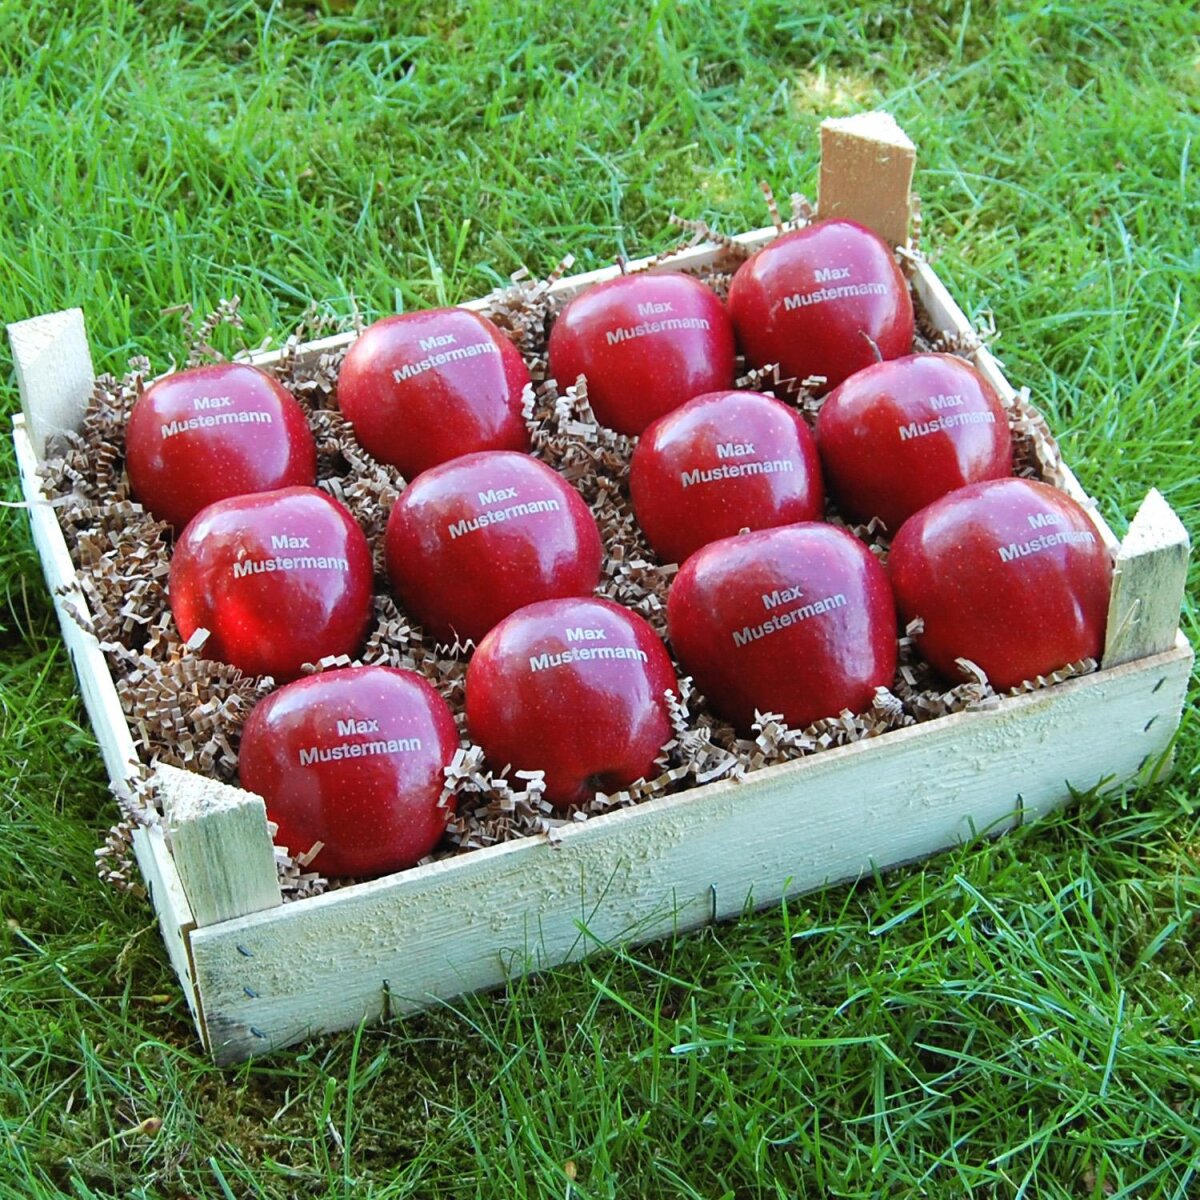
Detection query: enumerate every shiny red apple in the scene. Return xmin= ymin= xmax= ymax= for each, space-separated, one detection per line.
xmin=125 ymin=362 xmax=316 ymax=529
xmin=816 ymin=353 xmax=1012 ymax=532
xmin=888 ymin=477 xmax=1112 ymax=690
xmin=386 ymin=451 xmax=603 ymax=644
xmin=465 ymin=596 xmax=678 ymax=808
xmin=630 ymin=389 xmax=825 ymax=565
xmin=337 ymin=308 xmax=531 ymax=478
xmin=547 ymin=271 xmax=736 ymax=435
xmin=170 ymin=486 xmax=374 ymax=681
xmin=727 ymin=218 xmax=914 ymax=394
xmin=667 ymin=524 xmax=897 ymax=732
xmin=239 ymin=666 xmax=460 ymax=877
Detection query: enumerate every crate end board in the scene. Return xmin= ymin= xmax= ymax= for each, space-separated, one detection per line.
xmin=184 ymin=637 xmax=1191 ymax=1064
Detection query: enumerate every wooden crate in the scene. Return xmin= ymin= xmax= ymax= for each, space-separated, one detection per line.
xmin=10 ymin=114 xmax=1192 ymax=1065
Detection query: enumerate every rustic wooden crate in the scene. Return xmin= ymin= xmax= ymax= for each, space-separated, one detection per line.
xmin=10 ymin=114 xmax=1193 ymax=1066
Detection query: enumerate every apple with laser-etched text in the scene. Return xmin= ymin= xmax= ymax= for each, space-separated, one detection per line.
xmin=465 ymin=596 xmax=678 ymax=808
xmin=386 ymin=451 xmax=603 ymax=644
xmin=630 ymin=389 xmax=824 ymax=565
xmin=816 ymin=353 xmax=1012 ymax=532
xmin=887 ymin=477 xmax=1112 ymax=690
xmin=239 ymin=666 xmax=460 ymax=877
xmin=547 ymin=272 xmax=736 ymax=435
xmin=727 ymin=218 xmax=914 ymax=394
xmin=667 ymin=524 xmax=897 ymax=733
xmin=170 ymin=486 xmax=374 ymax=681
xmin=125 ymin=362 xmax=317 ymax=529
xmin=337 ymin=308 xmax=531 ymax=479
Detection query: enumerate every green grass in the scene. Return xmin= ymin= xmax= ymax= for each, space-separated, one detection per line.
xmin=2 ymin=1 xmax=1198 ymax=1196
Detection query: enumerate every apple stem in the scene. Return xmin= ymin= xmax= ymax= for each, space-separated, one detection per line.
xmin=860 ymin=330 xmax=884 ymax=363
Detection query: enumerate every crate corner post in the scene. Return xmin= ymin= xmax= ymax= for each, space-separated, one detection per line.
xmin=8 ymin=308 xmax=96 ymax=457
xmin=1103 ymin=488 xmax=1191 ymax=670
xmin=818 ymin=111 xmax=916 ymax=249
xmin=157 ymin=763 xmax=282 ymax=930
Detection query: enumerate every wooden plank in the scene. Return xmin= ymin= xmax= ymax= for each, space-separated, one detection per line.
xmin=131 ymin=824 xmax=205 ymax=1046
xmin=908 ymin=263 xmax=1122 ymax=551
xmin=158 ymin=765 xmax=282 ymax=929
xmin=1103 ymin=489 xmax=1192 ymax=668
xmin=245 ymin=227 xmax=780 ymax=374
xmin=7 ymin=309 xmax=95 ymax=459
xmin=190 ymin=639 xmax=1191 ymax=1064
xmin=13 ymin=417 xmax=142 ymax=793
xmin=818 ymin=112 xmax=916 ymax=248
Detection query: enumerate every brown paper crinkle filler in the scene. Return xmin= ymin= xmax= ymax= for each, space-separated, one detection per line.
xmin=37 ymin=237 xmax=1094 ymax=900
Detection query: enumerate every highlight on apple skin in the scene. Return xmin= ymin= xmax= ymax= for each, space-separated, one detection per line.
xmin=887 ymin=477 xmax=1113 ymax=690
xmin=667 ymin=523 xmax=898 ymax=734
xmin=337 ymin=308 xmax=531 ymax=479
xmin=547 ymin=271 xmax=736 ymax=436
xmin=465 ymin=596 xmax=679 ymax=809
xmin=125 ymin=362 xmax=317 ymax=529
xmin=815 ymin=353 xmax=1013 ymax=534
xmin=169 ymin=485 xmax=374 ymax=682
xmin=239 ymin=666 xmax=460 ymax=878
xmin=727 ymin=218 xmax=914 ymax=394
xmin=385 ymin=450 xmax=604 ymax=646
xmin=630 ymin=388 xmax=825 ymax=566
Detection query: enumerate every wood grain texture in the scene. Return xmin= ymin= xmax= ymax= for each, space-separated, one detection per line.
xmin=190 ymin=639 xmax=1192 ymax=1063
xmin=909 ymin=264 xmax=1122 ymax=552
xmin=159 ymin=764 xmax=282 ymax=929
xmin=8 ymin=309 xmax=95 ymax=459
xmin=818 ymin=112 xmax=916 ymax=248
xmin=1103 ymin=489 xmax=1192 ymax=669
xmin=243 ymin=226 xmax=780 ymax=375
xmin=131 ymin=824 xmax=205 ymax=1044
xmin=14 ymin=417 xmax=142 ymax=794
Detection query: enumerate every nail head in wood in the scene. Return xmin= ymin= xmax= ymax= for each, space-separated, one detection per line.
xmin=818 ymin=111 xmax=916 ymax=249
xmin=158 ymin=764 xmax=282 ymax=928
xmin=7 ymin=308 xmax=96 ymax=460
xmin=1102 ymin=488 xmax=1190 ymax=669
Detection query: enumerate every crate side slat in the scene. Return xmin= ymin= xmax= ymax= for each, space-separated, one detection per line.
xmin=131 ymin=824 xmax=205 ymax=1043
xmin=14 ymin=417 xmax=142 ymax=788
xmin=14 ymin=415 xmax=207 ymax=1040
xmin=908 ymin=262 xmax=1120 ymax=549
xmin=190 ymin=642 xmax=1191 ymax=1064
xmin=243 ymin=227 xmax=781 ymax=374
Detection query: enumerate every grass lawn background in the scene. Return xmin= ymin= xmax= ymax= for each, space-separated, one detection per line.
xmin=2 ymin=2 xmax=1197 ymax=1196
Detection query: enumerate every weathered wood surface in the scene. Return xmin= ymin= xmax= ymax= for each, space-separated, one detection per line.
xmin=8 ymin=309 xmax=95 ymax=457
xmin=131 ymin=824 xmax=204 ymax=1038
xmin=190 ymin=638 xmax=1192 ymax=1063
xmin=159 ymin=764 xmax=282 ymax=929
xmin=818 ymin=111 xmax=916 ymax=248
xmin=1103 ymin=488 xmax=1191 ymax=668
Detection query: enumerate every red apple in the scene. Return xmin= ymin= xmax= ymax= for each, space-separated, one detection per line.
xmin=667 ymin=524 xmax=897 ymax=732
xmin=386 ymin=451 xmax=603 ymax=644
xmin=630 ymin=389 xmax=824 ymax=565
xmin=465 ymin=597 xmax=678 ymax=808
xmin=727 ymin=218 xmax=914 ymax=394
xmin=816 ymin=353 xmax=1013 ymax=533
xmin=125 ymin=362 xmax=316 ymax=529
xmin=170 ymin=486 xmax=374 ymax=681
xmin=337 ymin=308 xmax=531 ymax=479
xmin=547 ymin=271 xmax=736 ymax=435
xmin=239 ymin=666 xmax=460 ymax=877
xmin=887 ymin=477 xmax=1112 ymax=690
